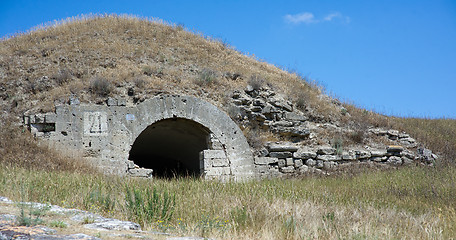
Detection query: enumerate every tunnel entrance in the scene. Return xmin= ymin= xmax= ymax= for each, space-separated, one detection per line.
xmin=128 ymin=118 xmax=211 ymax=178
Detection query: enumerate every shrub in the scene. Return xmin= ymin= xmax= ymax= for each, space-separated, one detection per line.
xmin=53 ymin=68 xmax=73 ymax=85
xmin=195 ymin=68 xmax=217 ymax=86
xmin=124 ymin=186 xmax=175 ymax=226
xmin=248 ymin=75 xmax=265 ymax=91
xmin=89 ymin=77 xmax=111 ymax=97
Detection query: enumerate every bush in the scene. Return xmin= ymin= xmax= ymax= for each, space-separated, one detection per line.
xmin=195 ymin=69 xmax=217 ymax=86
xmin=90 ymin=77 xmax=111 ymax=97
xmin=248 ymin=75 xmax=265 ymax=91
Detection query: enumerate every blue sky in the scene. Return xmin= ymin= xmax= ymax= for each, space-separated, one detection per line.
xmin=1 ymin=0 xmax=455 ymax=118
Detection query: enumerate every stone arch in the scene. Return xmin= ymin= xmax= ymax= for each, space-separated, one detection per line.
xmin=128 ymin=95 xmax=254 ymax=180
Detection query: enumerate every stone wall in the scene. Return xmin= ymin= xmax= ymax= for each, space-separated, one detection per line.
xmin=23 ymin=95 xmax=254 ymax=180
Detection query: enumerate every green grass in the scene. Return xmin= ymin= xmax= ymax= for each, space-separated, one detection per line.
xmin=1 ymin=164 xmax=454 ymax=239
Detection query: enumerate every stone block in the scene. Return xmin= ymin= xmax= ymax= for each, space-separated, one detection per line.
xmin=293 ymin=151 xmax=317 ymax=159
xmin=280 ymin=166 xmax=295 ymax=173
xmin=317 ymin=147 xmax=336 ymax=155
xmin=305 ymin=159 xmax=316 ymax=167
xmin=370 ymin=150 xmax=387 ymax=157
xmin=286 ymin=158 xmax=294 ymax=166
xmin=356 ymin=150 xmax=371 ymax=160
xmin=387 ymin=156 xmax=402 ymax=165
xmin=298 ymin=165 xmax=309 ymax=173
xmin=267 ymin=143 xmax=298 ymax=152
xmin=212 ymin=158 xmax=229 ymax=167
xmin=45 ymin=113 xmax=57 ymax=123
xmin=255 ymin=157 xmax=278 ymax=165
xmin=278 ymin=159 xmax=286 ymax=168
xmin=294 ymin=159 xmax=303 ymax=168
xmin=371 ymin=156 xmax=387 ymax=162
xmin=387 ymin=145 xmax=404 ymax=153
xmin=117 ymin=98 xmax=126 ymax=106
xmin=269 ymin=151 xmax=293 ymax=158
xmin=202 ymin=150 xmax=226 ymax=159
xmin=323 ymin=161 xmax=337 ymax=169
xmin=284 ymin=112 xmax=307 ymax=122
xmin=316 ymin=155 xmax=342 ymax=161
xmin=128 ymin=168 xmax=153 ymax=178
xmin=107 ymin=97 xmax=117 ymax=106
xmin=402 ymin=156 xmax=414 ymax=165
xmin=205 ymin=167 xmax=231 ymax=176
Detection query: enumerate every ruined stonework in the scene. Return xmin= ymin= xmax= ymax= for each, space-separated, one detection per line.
xmin=24 ymin=88 xmax=438 ymax=180
xmin=24 ymin=95 xmax=254 ymax=180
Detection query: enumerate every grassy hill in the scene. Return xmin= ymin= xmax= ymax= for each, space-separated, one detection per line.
xmin=1 ymin=15 xmax=455 ymax=239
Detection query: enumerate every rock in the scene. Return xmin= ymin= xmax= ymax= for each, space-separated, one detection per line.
xmin=342 ymin=153 xmax=357 ymax=161
xmin=128 ymin=168 xmax=153 ymax=178
xmin=261 ymin=104 xmax=279 ymax=114
xmin=387 ymin=130 xmax=399 ymax=137
xmin=271 ymin=121 xmax=294 ymax=127
xmin=84 ymin=219 xmax=141 ymax=231
xmin=278 ymin=159 xmax=286 ymax=168
xmin=370 ymin=150 xmax=387 ymax=157
xmin=298 ymin=165 xmax=309 ymax=173
xmin=288 ymin=128 xmax=311 ymax=138
xmin=255 ymin=157 xmax=279 ymax=165
xmin=69 ymin=96 xmax=80 ymax=105
xmin=245 ymin=85 xmax=254 ymax=93
xmin=323 ymin=161 xmax=337 ymax=169
xmin=253 ymin=99 xmax=266 ymax=107
xmin=106 ymin=97 xmax=117 ymax=106
xmin=284 ymin=112 xmax=307 ymax=122
xmin=316 ymin=155 xmax=342 ymax=161
xmin=258 ymin=148 xmax=269 ymax=157
xmin=316 ymin=160 xmax=324 ymax=169
xmin=371 ymin=156 xmax=387 ymax=162
xmin=0 ymin=197 xmax=12 ymax=203
xmin=270 ymin=99 xmax=293 ymax=112
xmin=267 ymin=143 xmax=298 ymax=152
xmin=317 ymin=147 xmax=336 ymax=155
xmin=286 ymin=158 xmax=294 ymax=166
xmin=387 ymin=156 xmax=402 ymax=165
xmin=293 ymin=151 xmax=317 ymax=160
xmin=280 ymin=166 xmax=295 ymax=173
xmin=356 ymin=150 xmax=371 ymax=160
xmin=402 ymin=156 xmax=414 ymax=165
xmin=387 ymin=145 xmax=404 ymax=153
xmin=305 ymin=159 xmax=316 ymax=167
xmin=269 ymin=152 xmax=293 ymax=158
xmin=294 ymin=159 xmax=303 ymax=168
xmin=250 ymin=106 xmax=262 ymax=112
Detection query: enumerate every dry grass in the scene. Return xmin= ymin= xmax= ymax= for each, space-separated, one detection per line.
xmin=0 ymin=165 xmax=454 ymax=239
xmin=0 ymin=14 xmax=330 ymax=118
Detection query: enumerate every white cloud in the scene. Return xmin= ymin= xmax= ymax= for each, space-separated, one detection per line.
xmin=284 ymin=12 xmax=350 ymax=25
xmin=284 ymin=12 xmax=317 ymax=24
xmin=323 ymin=13 xmax=341 ymax=21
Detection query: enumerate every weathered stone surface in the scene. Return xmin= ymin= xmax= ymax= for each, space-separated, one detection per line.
xmin=341 ymin=152 xmax=357 ymax=161
xmin=286 ymin=158 xmax=294 ymax=166
xmin=323 ymin=161 xmax=337 ymax=169
xmin=370 ymin=150 xmax=387 ymax=157
xmin=84 ymin=219 xmax=141 ymax=231
xmin=278 ymin=159 xmax=286 ymax=168
xmin=387 ymin=145 xmax=404 ymax=153
xmin=294 ymin=159 xmax=303 ymax=168
xmin=371 ymin=156 xmax=387 ymax=162
xmin=269 ymin=152 xmax=293 ymax=158
xmin=44 ymin=113 xmax=57 ymax=123
xmin=356 ymin=150 xmax=371 ymax=160
xmin=128 ymin=168 xmax=153 ymax=178
xmin=267 ymin=143 xmax=298 ymax=152
xmin=284 ymin=112 xmax=307 ymax=122
xmin=402 ymin=156 xmax=414 ymax=165
xmin=316 ymin=155 xmax=342 ymax=161
xmin=387 ymin=156 xmax=402 ymax=165
xmin=317 ymin=147 xmax=336 ymax=155
xmin=305 ymin=159 xmax=316 ymax=167
xmin=293 ymin=151 xmax=317 ymax=160
xmin=280 ymin=166 xmax=295 ymax=173
xmin=106 ymin=97 xmax=117 ymax=106
xmin=297 ymin=165 xmax=309 ymax=173
xmin=254 ymin=157 xmax=278 ymax=165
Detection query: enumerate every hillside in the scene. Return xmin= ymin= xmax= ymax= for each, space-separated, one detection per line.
xmin=0 ymin=14 xmax=454 ymax=168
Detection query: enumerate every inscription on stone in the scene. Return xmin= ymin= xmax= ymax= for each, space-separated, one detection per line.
xmin=84 ymin=112 xmax=108 ymax=136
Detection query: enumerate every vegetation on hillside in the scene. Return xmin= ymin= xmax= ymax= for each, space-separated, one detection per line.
xmin=0 ymin=14 xmax=455 ymax=239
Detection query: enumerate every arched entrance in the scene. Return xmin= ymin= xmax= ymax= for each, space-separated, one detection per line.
xmin=126 ymin=95 xmax=255 ymax=180
xmin=128 ymin=118 xmax=211 ymax=178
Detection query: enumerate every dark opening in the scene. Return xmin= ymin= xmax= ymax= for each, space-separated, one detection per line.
xmin=128 ymin=118 xmax=210 ymax=178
